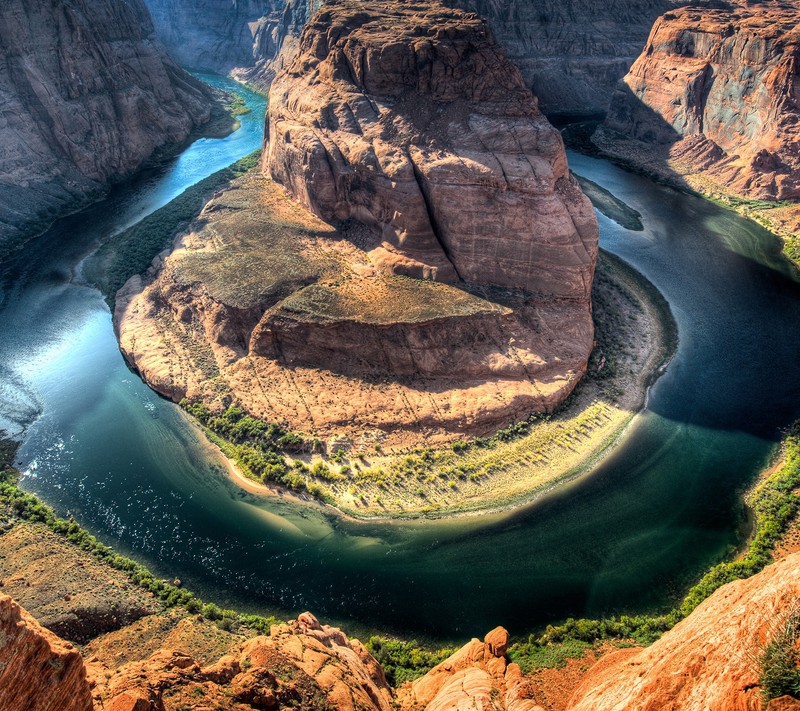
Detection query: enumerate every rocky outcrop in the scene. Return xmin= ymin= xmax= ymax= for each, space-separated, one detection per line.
xmin=598 ymin=0 xmax=800 ymax=201
xmin=265 ymin=0 xmax=597 ymax=296
xmin=117 ymin=172 xmax=594 ymax=446
xmin=443 ymin=0 xmax=682 ymax=117
xmin=567 ymin=551 xmax=800 ymax=711
xmin=0 ymin=0 xmax=214 ymax=255
xmin=0 ymin=594 xmax=94 ymax=711
xmin=398 ymin=626 xmax=544 ymax=711
xmin=93 ymin=611 xmax=392 ymax=711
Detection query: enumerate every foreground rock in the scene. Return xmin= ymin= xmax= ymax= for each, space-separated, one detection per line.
xmin=0 ymin=0 xmax=213 ymax=255
xmin=567 ymin=551 xmax=800 ymax=711
xmin=0 ymin=594 xmax=94 ymax=711
xmin=398 ymin=626 xmax=543 ymax=711
xmin=118 ymin=0 xmax=597 ymax=447
xmin=95 ymin=612 xmax=392 ymax=711
xmin=597 ymin=0 xmax=800 ymax=202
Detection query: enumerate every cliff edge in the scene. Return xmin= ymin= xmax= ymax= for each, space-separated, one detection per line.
xmin=0 ymin=0 xmax=214 ymax=255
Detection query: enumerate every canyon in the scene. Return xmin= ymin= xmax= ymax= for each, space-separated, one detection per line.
xmin=116 ymin=0 xmax=598 ymax=450
xmin=593 ymin=0 xmax=800 ymax=242
xmin=143 ymin=0 xmax=679 ymax=116
xmin=2 ymin=506 xmax=800 ymax=711
xmin=0 ymin=0 xmax=216 ymax=257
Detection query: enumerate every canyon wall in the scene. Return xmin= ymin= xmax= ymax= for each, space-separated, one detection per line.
xmin=265 ymin=0 xmax=598 ymax=296
xmin=0 ymin=0 xmax=214 ymax=255
xmin=442 ymin=0 xmax=681 ymax=117
xmin=5 ymin=551 xmax=800 ymax=709
xmin=144 ymin=0 xmax=680 ymax=116
xmin=598 ymin=0 xmax=800 ymax=200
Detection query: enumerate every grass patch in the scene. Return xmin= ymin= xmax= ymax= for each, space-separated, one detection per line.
xmin=365 ymin=636 xmax=457 ymax=686
xmin=85 ymin=150 xmax=261 ymax=305
xmin=0 ymin=433 xmax=278 ymax=635
xmin=760 ymin=604 xmax=800 ymax=703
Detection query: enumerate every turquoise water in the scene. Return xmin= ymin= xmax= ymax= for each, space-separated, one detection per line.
xmin=2 ymin=78 xmax=799 ymax=642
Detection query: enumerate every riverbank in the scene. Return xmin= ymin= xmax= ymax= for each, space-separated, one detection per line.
xmin=568 ymin=122 xmax=800 ymax=272
xmin=202 ymin=249 xmax=676 ymax=520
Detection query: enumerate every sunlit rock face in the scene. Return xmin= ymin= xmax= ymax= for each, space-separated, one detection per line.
xmin=602 ymin=0 xmax=800 ymax=200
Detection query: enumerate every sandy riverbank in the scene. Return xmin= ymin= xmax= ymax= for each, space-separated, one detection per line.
xmin=211 ymin=250 xmax=676 ymax=520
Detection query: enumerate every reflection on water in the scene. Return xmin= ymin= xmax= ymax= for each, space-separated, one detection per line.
xmin=2 ymin=85 xmax=800 ymax=641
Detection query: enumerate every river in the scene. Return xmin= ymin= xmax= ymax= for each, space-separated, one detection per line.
xmin=2 ymin=75 xmax=799 ymax=642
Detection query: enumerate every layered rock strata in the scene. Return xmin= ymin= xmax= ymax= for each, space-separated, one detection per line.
xmin=117 ymin=173 xmax=594 ymax=445
xmin=443 ymin=0 xmax=682 ymax=117
xmin=0 ymin=0 xmax=213 ymax=255
xmin=265 ymin=0 xmax=598 ymax=295
xmin=118 ymin=1 xmax=597 ymax=445
xmin=0 ymin=594 xmax=94 ymax=711
xmin=598 ymin=0 xmax=800 ymax=201
xmin=145 ymin=0 xmax=680 ymax=116
xmin=567 ymin=551 xmax=800 ymax=711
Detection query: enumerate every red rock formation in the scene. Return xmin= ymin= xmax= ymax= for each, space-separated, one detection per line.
xmin=0 ymin=594 xmax=94 ymax=711
xmin=265 ymin=0 xmax=598 ymax=296
xmin=0 ymin=0 xmax=213 ymax=254
xmin=398 ymin=626 xmax=543 ymax=711
xmin=96 ymin=611 xmax=392 ymax=711
xmin=567 ymin=551 xmax=800 ymax=711
xmin=601 ymin=0 xmax=800 ymax=201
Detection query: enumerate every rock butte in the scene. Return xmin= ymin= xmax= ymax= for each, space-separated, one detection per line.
xmin=597 ymin=0 xmax=800 ymax=202
xmin=5 ymin=551 xmax=800 ymax=709
xmin=0 ymin=0 xmax=213 ymax=255
xmin=117 ymin=0 xmax=598 ymax=446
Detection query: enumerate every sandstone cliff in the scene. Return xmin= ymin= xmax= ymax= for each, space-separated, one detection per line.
xmin=567 ymin=551 xmax=800 ymax=711
xmin=597 ymin=0 xmax=800 ymax=201
xmin=145 ymin=0 xmax=680 ymax=117
xmin=0 ymin=595 xmax=94 ymax=711
xmin=443 ymin=0 xmax=681 ymax=117
xmin=265 ymin=0 xmax=598 ymax=295
xmin=0 ymin=0 xmax=213 ymax=255
xmin=117 ymin=0 xmax=597 ymax=447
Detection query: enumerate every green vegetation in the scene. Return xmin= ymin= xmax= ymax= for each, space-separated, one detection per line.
xmin=0 ymin=435 xmax=277 ymax=636
xmin=85 ymin=150 xmax=262 ymax=304
xmin=366 ymin=636 xmax=457 ymax=686
xmin=227 ymin=94 xmax=252 ymax=117
xmin=509 ymin=638 xmax=592 ymax=672
xmin=506 ymin=422 xmax=800 ymax=672
xmin=180 ymin=400 xmax=332 ymax=502
xmin=760 ymin=605 xmax=800 ymax=703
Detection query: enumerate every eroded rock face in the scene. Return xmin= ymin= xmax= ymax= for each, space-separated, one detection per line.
xmin=265 ymin=0 xmax=598 ymax=297
xmin=0 ymin=0 xmax=213 ymax=254
xmin=443 ymin=0 xmax=682 ymax=117
xmin=600 ymin=0 xmax=800 ymax=200
xmin=398 ymin=626 xmax=543 ymax=711
xmin=0 ymin=594 xmax=94 ymax=711
xmin=95 ymin=611 xmax=392 ymax=711
xmin=567 ymin=551 xmax=800 ymax=711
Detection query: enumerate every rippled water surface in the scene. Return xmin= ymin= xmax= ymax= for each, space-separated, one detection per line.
xmin=2 ymin=80 xmax=800 ymax=641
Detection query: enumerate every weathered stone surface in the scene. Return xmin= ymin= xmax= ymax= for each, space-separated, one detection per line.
xmin=600 ymin=0 xmax=800 ymax=201
xmin=0 ymin=0 xmax=213 ymax=254
xmin=398 ymin=625 xmax=543 ymax=711
xmin=0 ymin=594 xmax=94 ymax=711
xmin=443 ymin=0 xmax=682 ymax=116
xmin=265 ymin=0 xmax=598 ymax=297
xmin=567 ymin=551 xmax=800 ymax=711
xmin=117 ymin=171 xmax=594 ymax=446
xmin=95 ymin=611 xmax=391 ymax=711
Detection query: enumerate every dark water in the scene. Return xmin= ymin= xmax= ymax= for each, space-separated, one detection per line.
xmin=2 ymin=78 xmax=800 ymax=642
